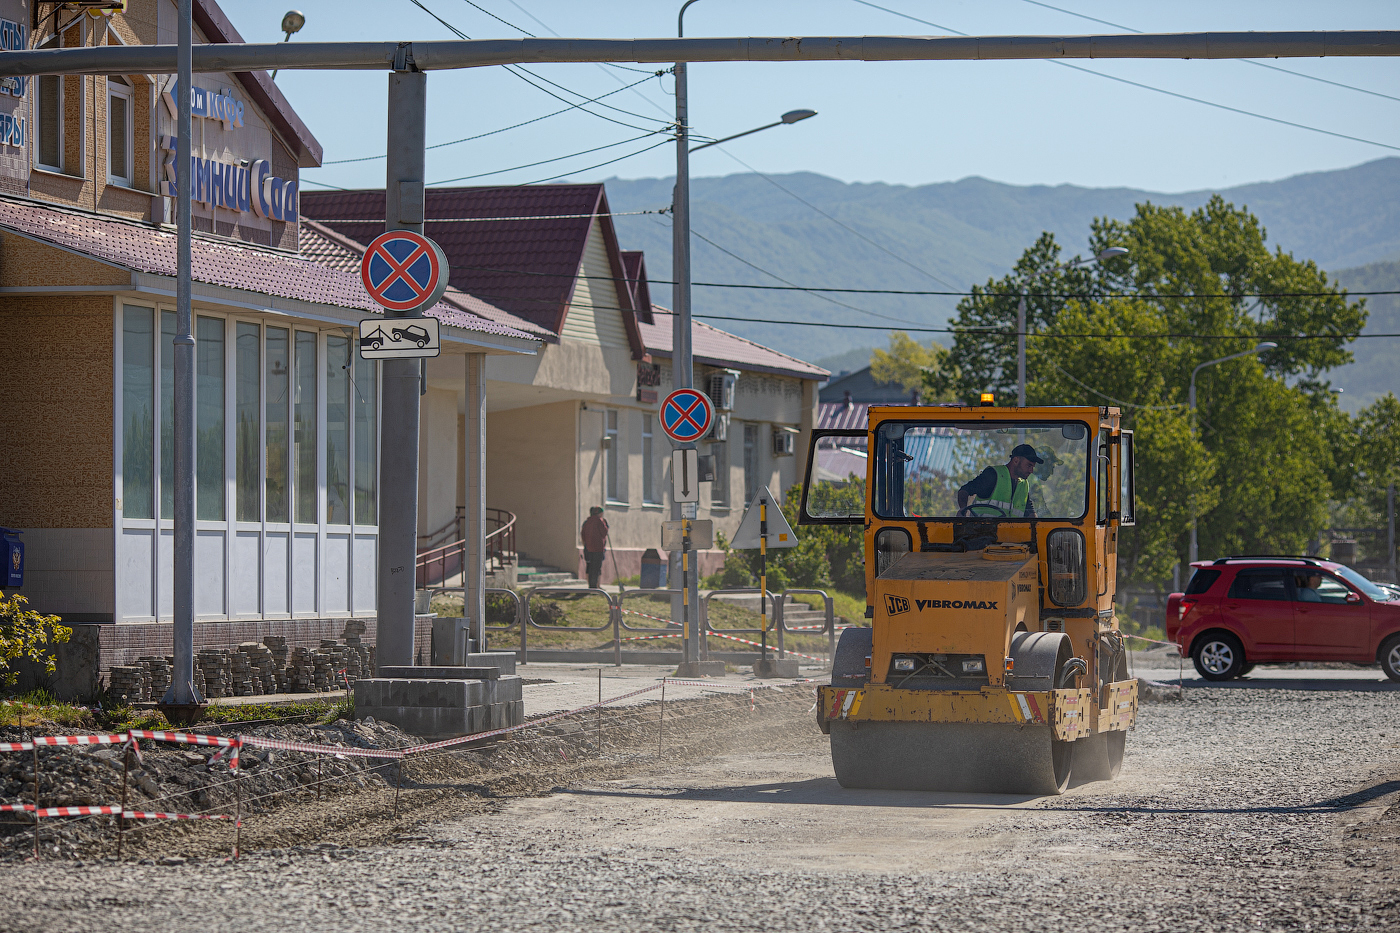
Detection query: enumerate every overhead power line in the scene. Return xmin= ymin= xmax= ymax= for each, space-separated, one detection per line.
xmin=425 ymin=132 xmax=662 ymax=186
xmin=850 ymin=0 xmax=1400 ymax=153
xmin=1019 ymin=0 xmax=1400 ymax=105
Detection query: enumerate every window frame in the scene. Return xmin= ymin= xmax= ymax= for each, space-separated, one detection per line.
xmin=604 ymin=408 xmax=623 ymax=504
xmin=106 ymin=76 xmax=134 ymax=187
xmin=641 ymin=414 xmax=659 ymax=505
xmin=35 ymin=71 xmax=63 ymax=173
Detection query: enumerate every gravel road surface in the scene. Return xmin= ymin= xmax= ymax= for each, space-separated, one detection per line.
xmin=6 ymin=675 xmax=1399 ymax=933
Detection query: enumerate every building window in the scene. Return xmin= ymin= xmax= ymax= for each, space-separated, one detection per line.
xmin=711 ymin=438 xmax=730 ymax=509
xmin=354 ymin=349 xmax=378 ymax=525
xmin=36 ymin=74 xmax=61 ymax=171
xmin=160 ymin=311 xmax=175 ymax=518
xmin=235 ymin=322 xmax=260 ymax=522
xmin=196 ymin=316 xmax=225 ymax=521
xmin=642 ymin=414 xmax=657 ymax=504
xmin=604 ymin=409 xmax=622 ymax=502
xmin=265 ymin=327 xmax=290 ymax=523
xmin=122 ymin=306 xmax=155 ymax=519
xmin=293 ymin=331 xmax=317 ymax=524
xmin=107 ymin=77 xmax=133 ymax=186
xmin=325 ymin=335 xmax=350 ymax=525
xmin=743 ymin=422 xmax=760 ymax=505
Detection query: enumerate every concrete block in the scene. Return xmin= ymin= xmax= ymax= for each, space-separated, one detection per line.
xmin=676 ymin=660 xmax=727 ymax=678
xmin=379 ymin=665 xmax=499 ymax=681
xmin=467 ymin=652 xmax=516 ymax=675
xmin=753 ymin=657 xmax=799 ymax=678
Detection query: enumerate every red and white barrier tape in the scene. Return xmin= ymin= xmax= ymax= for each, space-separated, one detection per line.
xmin=0 ymin=741 xmax=33 ymax=752
xmin=33 ymin=733 xmax=129 ymax=746
xmin=619 ymin=606 xmax=677 ymax=626
xmin=239 ymin=735 xmax=406 ymax=760
xmin=122 ymin=810 xmax=235 ymax=822
xmin=618 ymin=633 xmax=683 ymax=643
xmin=0 ymin=803 xmax=35 ymax=812
xmin=1123 ymin=634 xmax=1183 ymax=650
xmin=410 ymin=682 xmax=665 ymax=754
xmin=661 ymin=677 xmax=816 ymax=690
xmin=705 ymin=630 xmax=827 ymax=663
xmin=128 ymin=729 xmax=238 ymax=747
xmin=37 ymin=805 xmax=123 ymax=818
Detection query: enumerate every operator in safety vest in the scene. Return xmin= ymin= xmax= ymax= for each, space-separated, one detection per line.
xmin=955 ymin=443 xmax=1043 ymax=517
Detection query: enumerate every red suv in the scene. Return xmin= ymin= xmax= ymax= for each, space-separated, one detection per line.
xmin=1166 ymin=557 xmax=1400 ymax=682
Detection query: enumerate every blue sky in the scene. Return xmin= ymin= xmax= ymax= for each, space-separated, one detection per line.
xmin=235 ymin=0 xmax=1400 ymax=194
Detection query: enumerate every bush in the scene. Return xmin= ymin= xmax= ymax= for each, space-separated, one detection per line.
xmin=704 ymin=484 xmax=864 ymax=594
xmin=0 ymin=591 xmax=70 ymax=688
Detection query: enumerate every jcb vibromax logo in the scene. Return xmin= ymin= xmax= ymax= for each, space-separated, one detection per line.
xmin=885 ymin=595 xmax=910 ymax=616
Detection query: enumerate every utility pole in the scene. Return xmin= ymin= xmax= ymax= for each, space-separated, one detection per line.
xmin=159 ymin=0 xmax=203 ymax=720
xmin=1389 ymin=482 xmax=1396 ymax=584
xmin=376 ymin=54 xmax=427 ymax=669
xmin=672 ymin=1 xmax=701 ymax=671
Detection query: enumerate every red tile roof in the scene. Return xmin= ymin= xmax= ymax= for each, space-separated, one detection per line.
xmin=641 ymin=307 xmax=829 ymax=380
xmin=301 ymin=184 xmax=641 ymax=335
xmin=0 ymin=196 xmax=535 ymax=342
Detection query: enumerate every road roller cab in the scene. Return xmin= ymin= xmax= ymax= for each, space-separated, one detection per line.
xmin=801 ymin=402 xmax=1139 ymax=794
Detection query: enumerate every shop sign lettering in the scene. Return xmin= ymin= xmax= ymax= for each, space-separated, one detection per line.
xmin=159 ymin=137 xmax=298 ymax=221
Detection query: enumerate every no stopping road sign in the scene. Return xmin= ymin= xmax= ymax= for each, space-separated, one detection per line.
xmin=360 ymin=230 xmax=450 ymax=313
xmin=660 ymin=388 xmax=714 ymax=443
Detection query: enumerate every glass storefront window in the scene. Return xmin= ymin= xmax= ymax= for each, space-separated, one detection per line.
xmin=196 ymin=316 xmax=225 ymax=521
xmin=325 ymin=335 xmax=350 ymax=525
xmin=235 ymin=322 xmax=260 ymax=522
xmin=121 ymin=306 xmax=155 ymax=519
xmin=160 ymin=311 xmax=175 ymax=519
xmin=354 ymin=351 xmax=377 ymax=525
xmin=294 ymin=331 xmax=317 ymax=524
xmin=265 ymin=327 xmax=290 ymax=523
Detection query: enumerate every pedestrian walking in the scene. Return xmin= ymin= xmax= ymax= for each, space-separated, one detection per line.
xmin=581 ymin=506 xmax=610 ymax=589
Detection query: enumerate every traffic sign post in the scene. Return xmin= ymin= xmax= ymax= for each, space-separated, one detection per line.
xmin=358 ymin=316 xmax=441 ymax=359
xmin=660 ymin=388 xmax=714 ymax=444
xmin=671 ymin=449 xmax=699 ymax=503
xmin=732 ymin=486 xmax=800 ymax=671
xmin=360 ymin=229 xmax=450 ymax=314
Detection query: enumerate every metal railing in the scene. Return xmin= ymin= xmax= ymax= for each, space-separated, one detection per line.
xmin=468 ymin=585 xmax=836 ymax=666
xmin=415 ymin=508 xmax=517 ymax=587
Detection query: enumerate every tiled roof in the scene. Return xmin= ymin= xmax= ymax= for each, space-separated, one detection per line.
xmin=0 ymin=196 xmax=535 ymax=342
xmin=818 ymin=399 xmax=916 ymax=431
xmin=301 ymin=185 xmax=633 ymax=333
xmin=299 ymin=220 xmax=554 ymax=338
xmin=640 ymin=307 xmax=829 ymax=380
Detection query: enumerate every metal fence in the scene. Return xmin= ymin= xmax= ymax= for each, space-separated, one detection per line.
xmin=428 ymin=586 xmax=840 ymax=666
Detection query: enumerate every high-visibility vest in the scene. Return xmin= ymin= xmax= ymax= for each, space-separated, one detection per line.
xmin=970 ymin=464 xmax=1029 ymax=517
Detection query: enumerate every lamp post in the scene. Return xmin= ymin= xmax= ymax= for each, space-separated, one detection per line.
xmin=1187 ymin=341 xmax=1278 ymax=562
xmin=1016 ymin=246 xmax=1128 ymax=407
xmin=271 ymin=11 xmax=304 ymax=80
xmin=672 ymin=0 xmax=815 ymax=671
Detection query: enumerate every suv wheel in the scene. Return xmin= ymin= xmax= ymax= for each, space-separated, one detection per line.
xmin=1193 ymin=632 xmax=1245 ymax=681
xmin=1381 ymin=635 xmax=1400 ymax=684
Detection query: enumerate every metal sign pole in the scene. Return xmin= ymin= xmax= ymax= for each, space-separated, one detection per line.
xmin=161 ymin=0 xmax=202 ymax=716
xmin=376 ymin=60 xmax=427 ymax=670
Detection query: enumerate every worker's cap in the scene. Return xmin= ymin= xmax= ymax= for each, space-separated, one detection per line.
xmin=589 ymin=506 xmax=604 ymax=515
xmin=1010 ymin=443 xmax=1044 ymax=464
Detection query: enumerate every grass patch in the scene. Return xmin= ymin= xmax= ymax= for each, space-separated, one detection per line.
xmin=0 ymin=690 xmax=94 ymax=729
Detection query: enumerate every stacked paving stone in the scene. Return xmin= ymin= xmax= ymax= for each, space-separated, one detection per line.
xmin=108 ymin=665 xmax=149 ymax=703
xmin=230 ymin=649 xmax=255 ymax=696
xmin=140 ymin=656 xmax=172 ymax=698
xmin=198 ymin=649 xmax=232 ymax=698
xmin=238 ymin=642 xmax=277 ymax=695
xmin=263 ymin=636 xmax=290 ymax=692
xmin=288 ymin=646 xmax=315 ymax=692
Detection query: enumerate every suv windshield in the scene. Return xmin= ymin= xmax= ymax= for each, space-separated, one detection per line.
xmin=1335 ymin=565 xmax=1389 ymax=601
xmin=872 ymin=421 xmax=1092 ymax=520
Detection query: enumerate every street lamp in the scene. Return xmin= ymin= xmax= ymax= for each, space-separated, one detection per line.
xmin=270 ymin=11 xmax=305 ymax=80
xmin=1016 ymin=246 xmax=1128 ymax=407
xmin=689 ymin=109 xmax=818 ymax=152
xmin=1187 ymin=341 xmax=1277 ymax=562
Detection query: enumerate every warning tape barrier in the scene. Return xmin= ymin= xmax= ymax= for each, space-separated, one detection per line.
xmin=240 ymin=735 xmax=406 ymax=760
xmin=661 ymin=677 xmax=816 ymax=690
xmin=1123 ymin=634 xmax=1183 ymax=650
xmin=122 ymin=810 xmax=235 ymax=822
xmin=0 ymin=741 xmax=33 ymax=752
xmin=705 ymin=630 xmax=827 ymax=663
xmin=37 ymin=806 xmax=123 ymax=818
xmin=33 ymin=733 xmax=129 ymax=746
xmin=128 ymin=729 xmax=239 ymax=747
xmin=0 ymin=803 xmax=35 ymax=812
xmin=619 ymin=607 xmax=678 ymax=626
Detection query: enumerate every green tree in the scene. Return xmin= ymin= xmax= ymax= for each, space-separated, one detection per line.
xmin=945 ymin=197 xmax=1365 ymax=585
xmin=871 ymin=332 xmax=955 ymax=401
xmin=0 ymin=592 xmax=71 ymax=687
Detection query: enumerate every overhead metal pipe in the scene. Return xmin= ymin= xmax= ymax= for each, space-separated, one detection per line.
xmin=3 ymin=31 xmax=1399 ymax=76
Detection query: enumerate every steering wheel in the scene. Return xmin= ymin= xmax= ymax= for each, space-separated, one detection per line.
xmin=957 ymin=505 xmax=1007 ymax=518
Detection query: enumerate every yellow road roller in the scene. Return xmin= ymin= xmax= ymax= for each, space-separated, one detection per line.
xmin=801 ymin=401 xmax=1138 ymax=794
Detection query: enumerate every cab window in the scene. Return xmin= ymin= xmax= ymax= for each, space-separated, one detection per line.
xmin=1291 ymin=572 xmax=1354 ymax=605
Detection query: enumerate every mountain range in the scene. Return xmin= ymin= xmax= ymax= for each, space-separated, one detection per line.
xmin=602 ymin=157 xmax=1400 ymax=409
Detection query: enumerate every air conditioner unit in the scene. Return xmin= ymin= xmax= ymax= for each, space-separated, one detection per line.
xmin=772 ymin=427 xmax=796 ymax=457
xmin=706 ymin=370 xmax=739 ymax=411
xmin=708 ymin=412 xmax=730 ymax=443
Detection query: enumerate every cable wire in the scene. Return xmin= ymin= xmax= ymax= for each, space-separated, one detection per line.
xmin=849 ymin=0 xmax=1400 ymax=153
xmin=425 ymin=132 xmax=661 ymax=186
xmin=1044 ymin=358 xmax=1184 ymax=410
